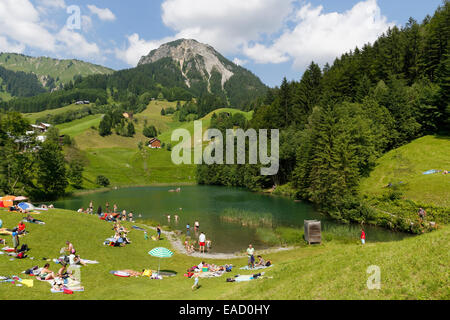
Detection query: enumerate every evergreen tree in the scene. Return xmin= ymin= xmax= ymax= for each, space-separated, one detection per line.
xmin=35 ymin=141 xmax=68 ymax=200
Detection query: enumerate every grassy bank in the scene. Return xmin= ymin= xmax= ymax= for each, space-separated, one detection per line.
xmin=358 ymin=135 xmax=450 ymax=233
xmin=0 ymin=208 xmax=448 ymax=300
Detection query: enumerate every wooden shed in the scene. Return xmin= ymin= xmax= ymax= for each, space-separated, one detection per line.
xmin=304 ymin=220 xmax=322 ymax=244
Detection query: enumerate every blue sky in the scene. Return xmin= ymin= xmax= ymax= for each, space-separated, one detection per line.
xmin=0 ymin=0 xmax=444 ymax=87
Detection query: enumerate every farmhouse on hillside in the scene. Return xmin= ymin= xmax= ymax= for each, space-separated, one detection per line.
xmin=148 ymin=138 xmax=161 ymax=149
xmin=30 ymin=123 xmax=51 ymax=133
xmin=123 ymin=112 xmax=133 ymax=119
xmin=75 ymin=100 xmax=90 ymax=105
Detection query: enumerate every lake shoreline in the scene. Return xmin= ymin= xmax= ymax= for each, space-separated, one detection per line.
xmin=140 ymin=223 xmax=296 ymax=259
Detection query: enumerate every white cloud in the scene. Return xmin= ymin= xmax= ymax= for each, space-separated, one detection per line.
xmin=0 ymin=0 xmax=56 ymax=52
xmin=115 ymin=33 xmax=175 ymax=66
xmin=87 ymin=5 xmax=116 ymax=21
xmin=0 ymin=0 xmax=101 ymax=62
xmin=233 ymin=58 xmax=249 ymax=66
xmin=117 ymin=0 xmax=295 ymax=66
xmin=244 ymin=0 xmax=394 ymax=70
xmin=117 ymin=0 xmax=393 ymax=72
xmin=0 ymin=36 xmax=26 ymax=53
xmin=55 ymin=27 xmax=100 ymax=58
xmin=161 ymin=0 xmax=295 ymax=54
xmin=36 ymin=0 xmax=66 ymax=15
xmin=81 ymin=15 xmax=93 ymax=32
xmin=37 ymin=0 xmax=66 ymax=9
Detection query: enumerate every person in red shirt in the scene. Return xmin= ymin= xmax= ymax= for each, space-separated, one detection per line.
xmin=361 ymin=229 xmax=366 ymax=245
xmin=17 ymin=221 xmax=26 ymax=235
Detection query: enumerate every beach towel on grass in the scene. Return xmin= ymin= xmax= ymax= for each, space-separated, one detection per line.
xmin=23 ymin=219 xmax=45 ymax=225
xmin=80 ymin=259 xmax=99 ymax=264
xmin=132 ymin=226 xmax=146 ymax=231
xmin=51 ymin=286 xmax=84 ymax=293
xmin=198 ymin=271 xmax=226 ymax=278
xmin=423 ymin=169 xmax=440 ymax=175
xmin=53 ymin=257 xmax=98 ymax=265
xmin=239 ymin=265 xmax=273 ymax=271
xmin=234 ymin=275 xmax=254 ymax=282
xmin=110 ymin=270 xmax=130 ymax=277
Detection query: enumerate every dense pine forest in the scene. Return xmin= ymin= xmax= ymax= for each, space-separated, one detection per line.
xmin=0 ymin=65 xmax=47 ymax=98
xmin=197 ymin=2 xmax=449 ymax=232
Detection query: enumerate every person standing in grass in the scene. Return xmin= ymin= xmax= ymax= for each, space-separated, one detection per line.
xmin=191 ymin=272 xmax=200 ymax=290
xmin=361 ymin=229 xmax=366 ymax=245
xmin=113 ymin=204 xmax=118 ymax=213
xmin=156 ymin=225 xmax=161 ymax=240
xmin=199 ymin=232 xmax=206 ymax=254
xmin=186 ymin=223 xmax=191 ymax=237
xmin=12 ymin=230 xmax=19 ymax=252
xmin=247 ymin=244 xmax=255 ymax=268
xmin=89 ymin=200 xmax=93 ymax=214
xmin=105 ymin=202 xmax=109 ymax=213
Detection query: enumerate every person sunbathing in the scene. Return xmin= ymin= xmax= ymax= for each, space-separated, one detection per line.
xmin=69 ymin=254 xmax=87 ymax=266
xmin=121 ymin=233 xmax=131 ymax=244
xmin=57 ymin=264 xmax=72 ymax=279
xmin=38 ymin=264 xmax=55 ymax=281
xmin=119 ymin=269 xmax=143 ymax=277
xmin=9 ymin=205 xmax=19 ymax=212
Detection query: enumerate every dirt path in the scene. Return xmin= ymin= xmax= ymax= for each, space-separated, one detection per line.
xmin=140 ymin=224 xmax=294 ymax=260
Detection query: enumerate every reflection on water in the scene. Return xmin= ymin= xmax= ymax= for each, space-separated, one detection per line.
xmin=53 ymin=185 xmax=411 ymax=253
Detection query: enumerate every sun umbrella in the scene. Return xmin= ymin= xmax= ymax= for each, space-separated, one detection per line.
xmin=148 ymin=247 xmax=173 ymax=276
xmin=1 ymin=196 xmax=15 ymax=207
xmin=17 ymin=202 xmax=35 ymax=212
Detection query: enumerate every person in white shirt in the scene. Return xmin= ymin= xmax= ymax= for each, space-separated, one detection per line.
xmin=247 ymin=244 xmax=255 ymax=268
xmin=199 ymin=232 xmax=206 ymax=253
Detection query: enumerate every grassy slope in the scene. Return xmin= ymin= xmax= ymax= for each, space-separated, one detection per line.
xmin=57 ymin=101 xmax=252 ymax=188
xmin=360 ymin=135 xmax=450 ymax=208
xmin=0 ymin=208 xmax=448 ymax=300
xmin=23 ymin=103 xmax=96 ymax=124
xmin=0 ymin=53 xmax=113 ymax=85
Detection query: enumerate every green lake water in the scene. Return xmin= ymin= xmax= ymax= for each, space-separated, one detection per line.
xmin=53 ymin=185 xmax=410 ymax=253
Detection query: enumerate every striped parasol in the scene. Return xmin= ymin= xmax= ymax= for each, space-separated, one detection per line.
xmin=148 ymin=247 xmax=173 ymax=258
xmin=148 ymin=247 xmax=173 ymax=277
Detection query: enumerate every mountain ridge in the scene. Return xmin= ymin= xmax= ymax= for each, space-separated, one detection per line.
xmin=137 ymin=39 xmax=267 ymax=103
xmin=0 ymin=52 xmax=114 ymax=90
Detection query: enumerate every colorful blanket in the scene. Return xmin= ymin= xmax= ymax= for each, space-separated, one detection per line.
xmin=239 ymin=265 xmax=273 ymax=270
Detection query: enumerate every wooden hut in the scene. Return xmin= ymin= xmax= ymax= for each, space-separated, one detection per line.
xmin=304 ymin=220 xmax=321 ymax=244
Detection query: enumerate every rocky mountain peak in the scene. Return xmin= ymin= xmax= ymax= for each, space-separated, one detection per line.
xmin=138 ymin=39 xmax=235 ymax=89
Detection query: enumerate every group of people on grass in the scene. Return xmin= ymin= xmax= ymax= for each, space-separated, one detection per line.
xmin=183 ymin=231 xmax=212 ymax=254
xmin=246 ymin=244 xmax=272 ymax=269
xmin=106 ymin=222 xmax=132 ymax=247
xmin=78 ymin=201 xmax=139 ymax=223
xmin=29 ymin=241 xmax=85 ymax=291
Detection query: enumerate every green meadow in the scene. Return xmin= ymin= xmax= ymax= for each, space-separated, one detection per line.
xmin=360 ymin=135 xmax=450 ymax=207
xmin=0 ymin=208 xmax=448 ymax=300
xmin=51 ymin=101 xmax=252 ymax=188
